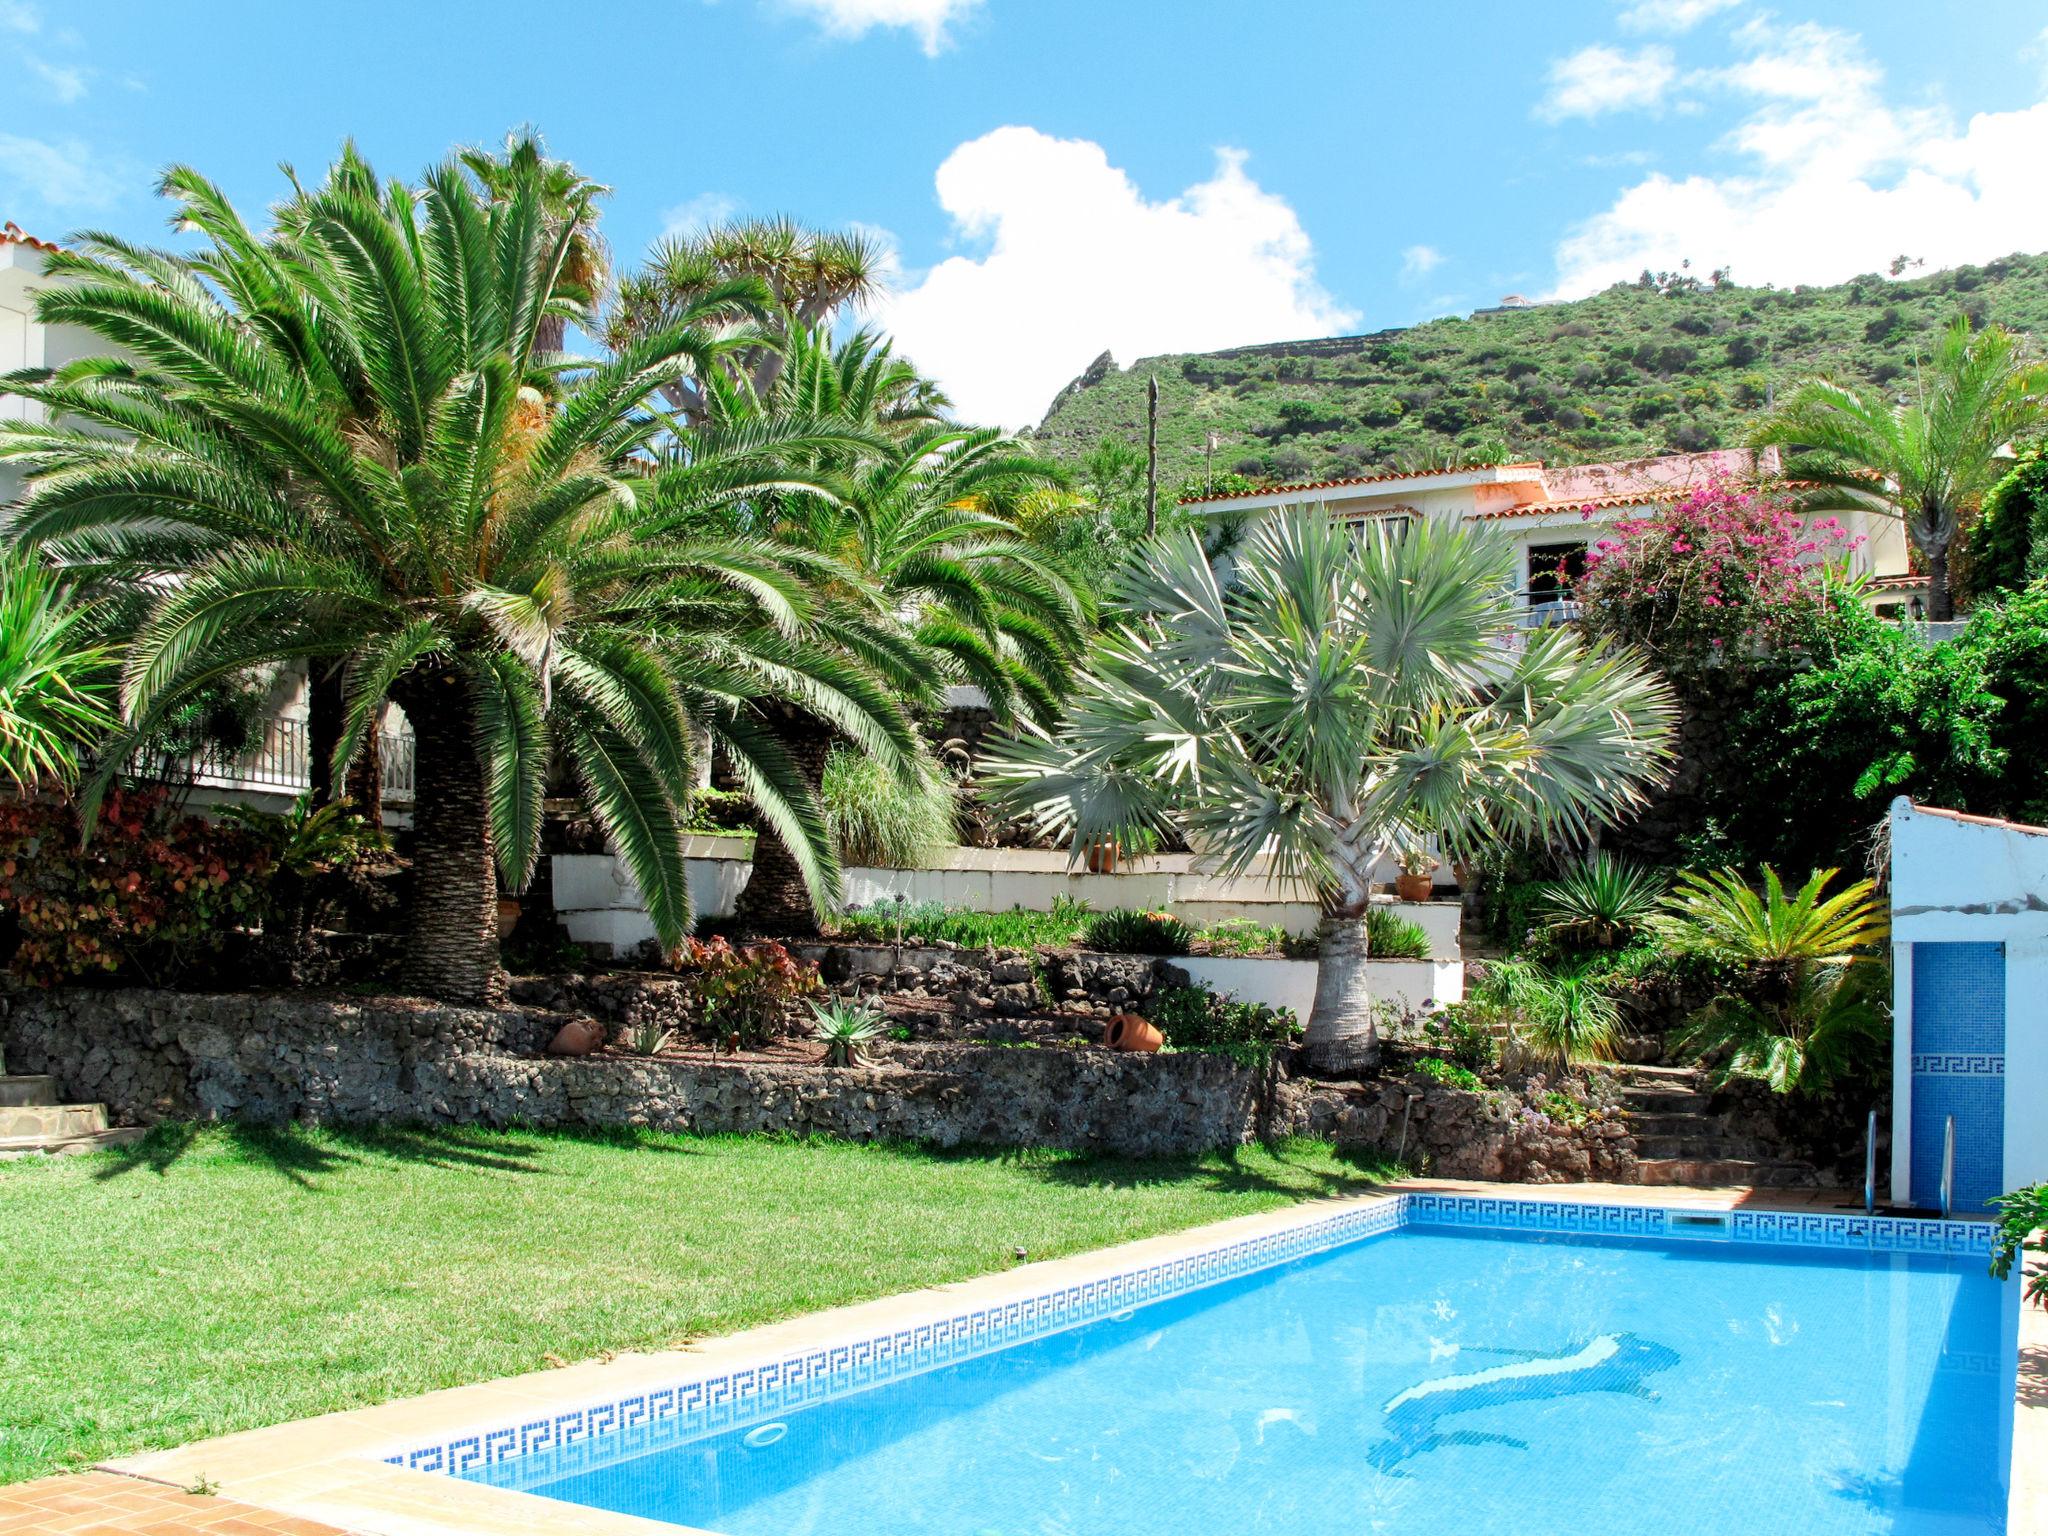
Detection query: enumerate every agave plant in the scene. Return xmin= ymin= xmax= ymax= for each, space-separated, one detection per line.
xmin=809 ymin=998 xmax=884 ymax=1067
xmin=1653 ymin=866 xmax=1889 ymax=1094
xmin=0 ymin=552 xmax=115 ymax=793
xmin=985 ymin=507 xmax=1674 ymax=1069
xmin=1536 ymin=852 xmax=1668 ymax=949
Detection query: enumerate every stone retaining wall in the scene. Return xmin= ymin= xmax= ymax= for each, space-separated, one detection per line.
xmin=0 ymin=986 xmax=1631 ymax=1178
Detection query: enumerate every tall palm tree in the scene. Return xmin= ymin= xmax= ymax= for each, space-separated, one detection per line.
xmin=459 ymin=130 xmax=611 ymax=360
xmin=1754 ymin=314 xmax=2048 ymax=621
xmin=985 ymin=508 xmax=1675 ymax=1070
xmin=0 ymin=148 xmax=912 ymax=1003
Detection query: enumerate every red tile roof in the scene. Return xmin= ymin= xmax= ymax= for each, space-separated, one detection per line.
xmin=1 ymin=222 xmax=60 ymax=253
xmin=1468 ymin=491 xmax=1670 ymax=521
xmin=1178 ymin=462 xmax=1544 ymax=506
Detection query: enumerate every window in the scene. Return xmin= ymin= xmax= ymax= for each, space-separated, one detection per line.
xmin=1525 ymin=541 xmax=1587 ymax=606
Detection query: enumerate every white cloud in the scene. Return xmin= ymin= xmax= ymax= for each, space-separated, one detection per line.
xmin=772 ymin=0 xmax=980 ymax=55
xmin=1536 ymin=45 xmax=1678 ymax=121
xmin=1550 ymin=18 xmax=2048 ymax=296
xmin=28 ymin=56 xmax=86 ymax=103
xmin=877 ymin=127 xmax=1356 ymax=428
xmin=659 ymin=191 xmax=738 ymax=238
xmin=0 ymin=0 xmax=38 ymax=33
xmin=1401 ymin=244 xmax=1443 ymax=279
xmin=1617 ymin=0 xmax=1739 ymax=34
xmin=0 ymin=132 xmax=121 ymax=209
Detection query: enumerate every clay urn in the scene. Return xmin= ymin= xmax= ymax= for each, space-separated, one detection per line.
xmin=495 ymin=894 xmax=522 ymax=939
xmin=546 ymin=1017 xmax=605 ymax=1057
xmin=1103 ymin=1013 xmax=1163 ymax=1052
xmin=1395 ymin=872 xmax=1435 ymax=903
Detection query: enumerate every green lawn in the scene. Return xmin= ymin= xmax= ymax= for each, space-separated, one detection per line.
xmin=0 ymin=1125 xmax=1390 ymax=1484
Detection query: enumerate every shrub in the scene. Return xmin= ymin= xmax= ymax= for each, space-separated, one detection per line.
xmin=1470 ymin=958 xmax=1624 ymax=1068
xmin=1992 ymin=1184 xmax=2048 ymax=1310
xmin=1366 ymin=906 xmax=1432 ymax=959
xmin=680 ymin=936 xmax=821 ymax=1048
xmin=1082 ymin=908 xmax=1193 ymax=956
xmin=1414 ymin=1056 xmax=1483 ymax=1090
xmin=1418 ymin=1008 xmax=1500 ymax=1072
xmin=831 ymin=897 xmax=1090 ymax=950
xmin=819 ymin=747 xmax=958 ymax=867
xmin=681 ymin=787 xmax=755 ymax=833
xmin=0 ymin=788 xmax=272 ymax=986
xmin=1574 ymin=476 xmax=1861 ymax=668
xmin=1148 ymin=983 xmax=1301 ymax=1064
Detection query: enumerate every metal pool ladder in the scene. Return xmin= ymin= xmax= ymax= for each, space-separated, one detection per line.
xmin=1940 ymin=1114 xmax=1956 ymax=1219
xmin=1864 ymin=1109 xmax=1877 ymax=1216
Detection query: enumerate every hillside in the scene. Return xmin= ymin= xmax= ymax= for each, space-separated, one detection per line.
xmin=1028 ymin=253 xmax=2048 ymax=492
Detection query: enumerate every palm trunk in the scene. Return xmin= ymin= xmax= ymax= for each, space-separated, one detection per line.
xmin=733 ymin=708 xmax=832 ymax=937
xmin=1926 ymin=542 xmax=1954 ymax=622
xmin=393 ymin=670 xmax=504 ymax=1005
xmin=346 ymin=729 xmax=384 ymax=829
xmin=1303 ymin=903 xmax=1379 ymax=1075
xmin=307 ymin=661 xmax=344 ymax=808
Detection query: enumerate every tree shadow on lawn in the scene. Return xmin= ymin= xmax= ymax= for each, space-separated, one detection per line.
xmin=87 ymin=1121 xmax=591 ymax=1187
xmin=942 ymin=1140 xmax=1402 ymax=1202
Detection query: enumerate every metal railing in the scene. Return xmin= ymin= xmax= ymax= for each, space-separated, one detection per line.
xmin=129 ymin=716 xmax=416 ymax=805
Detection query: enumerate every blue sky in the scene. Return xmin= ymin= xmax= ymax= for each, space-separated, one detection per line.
xmin=5 ymin=0 xmax=2048 ymax=424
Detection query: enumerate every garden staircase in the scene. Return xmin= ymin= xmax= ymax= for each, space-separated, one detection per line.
xmin=0 ymin=1074 xmax=144 ymax=1159
xmin=1612 ymin=1064 xmax=1819 ymax=1188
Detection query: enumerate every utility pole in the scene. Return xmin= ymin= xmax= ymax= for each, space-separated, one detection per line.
xmin=1145 ymin=375 xmax=1159 ymax=537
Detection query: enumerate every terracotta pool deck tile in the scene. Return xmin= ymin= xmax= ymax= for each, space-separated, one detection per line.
xmin=0 ymin=1476 xmax=356 ymax=1536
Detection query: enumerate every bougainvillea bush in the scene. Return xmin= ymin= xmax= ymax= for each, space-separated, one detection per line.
xmin=1573 ymin=477 xmax=1863 ymax=667
xmin=0 ymin=788 xmax=272 ymax=986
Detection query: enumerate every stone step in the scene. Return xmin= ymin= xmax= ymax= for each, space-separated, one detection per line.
xmin=1633 ymin=1158 xmax=1817 ymax=1189
xmin=1623 ymin=1112 xmax=1720 ymax=1138
xmin=1619 ymin=1088 xmax=1712 ymax=1114
xmin=0 ymin=1103 xmax=107 ymax=1140
xmin=1610 ymin=1063 xmax=1706 ymax=1082
xmin=1632 ymin=1134 xmax=1768 ymax=1161
xmin=0 ymin=1126 xmax=147 ymax=1160
xmin=0 ymin=1075 xmax=59 ymax=1108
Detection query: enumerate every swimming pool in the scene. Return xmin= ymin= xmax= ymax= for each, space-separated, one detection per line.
xmin=395 ymin=1197 xmax=2017 ymax=1535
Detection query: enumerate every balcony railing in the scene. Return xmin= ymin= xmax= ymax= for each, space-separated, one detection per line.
xmin=129 ymin=716 xmax=416 ymax=805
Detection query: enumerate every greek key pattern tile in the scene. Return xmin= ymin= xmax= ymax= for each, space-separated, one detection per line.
xmin=1910 ymin=1053 xmax=2005 ymax=1077
xmin=388 ymin=1195 xmax=1406 ymax=1483
xmin=390 ymin=1191 xmax=1997 ymax=1488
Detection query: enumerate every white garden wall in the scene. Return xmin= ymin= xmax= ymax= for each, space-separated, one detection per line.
xmin=1172 ymin=955 xmax=1463 ymax=1018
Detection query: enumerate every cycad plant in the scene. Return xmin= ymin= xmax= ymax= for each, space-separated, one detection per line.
xmin=0 ymin=145 xmax=912 ymax=1002
xmin=0 ymin=551 xmax=115 ymax=793
xmin=987 ymin=507 xmax=1675 ymax=1069
xmin=1652 ymin=866 xmax=1889 ymax=1093
xmin=1537 ymin=852 xmax=1668 ymax=949
xmin=1755 ymin=313 xmax=2048 ymax=620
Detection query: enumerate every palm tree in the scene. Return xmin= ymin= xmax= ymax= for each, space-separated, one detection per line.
xmin=986 ymin=507 xmax=1675 ymax=1070
xmin=709 ymin=387 xmax=1084 ymax=933
xmin=0 ymin=147 xmax=912 ymax=1003
xmin=1652 ymin=866 xmax=1889 ymax=1093
xmin=0 ymin=550 xmax=115 ymax=793
xmin=459 ymin=130 xmax=611 ymax=360
xmin=1754 ymin=314 xmax=2048 ymax=621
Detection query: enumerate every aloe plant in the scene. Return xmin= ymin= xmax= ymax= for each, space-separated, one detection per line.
xmin=809 ymin=998 xmax=884 ymax=1066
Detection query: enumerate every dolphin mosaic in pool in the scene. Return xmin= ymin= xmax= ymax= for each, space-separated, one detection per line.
xmin=1366 ymin=1331 xmax=1680 ymax=1472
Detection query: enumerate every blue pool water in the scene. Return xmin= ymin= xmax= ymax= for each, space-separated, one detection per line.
xmin=485 ymin=1225 xmax=2016 ymax=1534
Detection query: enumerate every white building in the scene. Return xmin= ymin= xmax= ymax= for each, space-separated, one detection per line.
xmin=1 ymin=222 xmax=106 ymax=509
xmin=1179 ymin=447 xmax=1916 ymax=620
xmin=1888 ymin=798 xmax=2048 ymax=1214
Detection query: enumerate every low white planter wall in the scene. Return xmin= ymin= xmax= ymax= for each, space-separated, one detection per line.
xmin=1172 ymin=955 xmax=1463 ymax=1019
xmin=553 ymin=837 xmax=752 ymax=954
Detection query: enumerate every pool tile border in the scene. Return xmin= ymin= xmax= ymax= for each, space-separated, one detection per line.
xmin=390 ymin=1190 xmax=1997 ymax=1491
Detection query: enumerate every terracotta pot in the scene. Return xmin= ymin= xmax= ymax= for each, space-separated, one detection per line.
xmin=1395 ymin=872 xmax=1435 ymax=903
xmin=546 ymin=1017 xmax=605 ymax=1057
xmin=495 ymin=894 xmax=522 ymax=940
xmin=1083 ymin=839 xmax=1120 ymax=874
xmin=1103 ymin=1013 xmax=1163 ymax=1052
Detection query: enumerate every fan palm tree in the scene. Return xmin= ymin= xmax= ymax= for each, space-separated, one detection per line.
xmin=0 ymin=147 xmax=913 ymax=1002
xmin=1653 ymin=866 xmax=1889 ymax=1094
xmin=1754 ymin=314 xmax=2048 ymax=621
xmin=985 ymin=507 xmax=1676 ymax=1069
xmin=0 ymin=550 xmax=116 ymax=793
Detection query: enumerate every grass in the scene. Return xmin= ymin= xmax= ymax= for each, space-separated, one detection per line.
xmin=830 ymin=896 xmax=1094 ymax=949
xmin=0 ymin=1124 xmax=1393 ymax=1485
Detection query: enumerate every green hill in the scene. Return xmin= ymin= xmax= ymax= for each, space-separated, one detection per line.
xmin=1027 ymin=253 xmax=2048 ymax=492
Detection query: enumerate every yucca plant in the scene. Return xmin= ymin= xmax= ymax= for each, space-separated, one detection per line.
xmin=1537 ymin=852 xmax=1668 ymax=949
xmin=986 ymin=508 xmax=1674 ymax=1069
xmin=0 ymin=144 xmax=915 ymax=1003
xmin=1654 ymin=866 xmax=1889 ymax=1094
xmin=0 ymin=551 xmax=115 ymax=793
xmin=808 ymin=997 xmax=883 ymax=1066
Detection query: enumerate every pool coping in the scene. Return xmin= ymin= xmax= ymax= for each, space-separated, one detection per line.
xmin=100 ymin=1180 xmax=2026 ymax=1536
